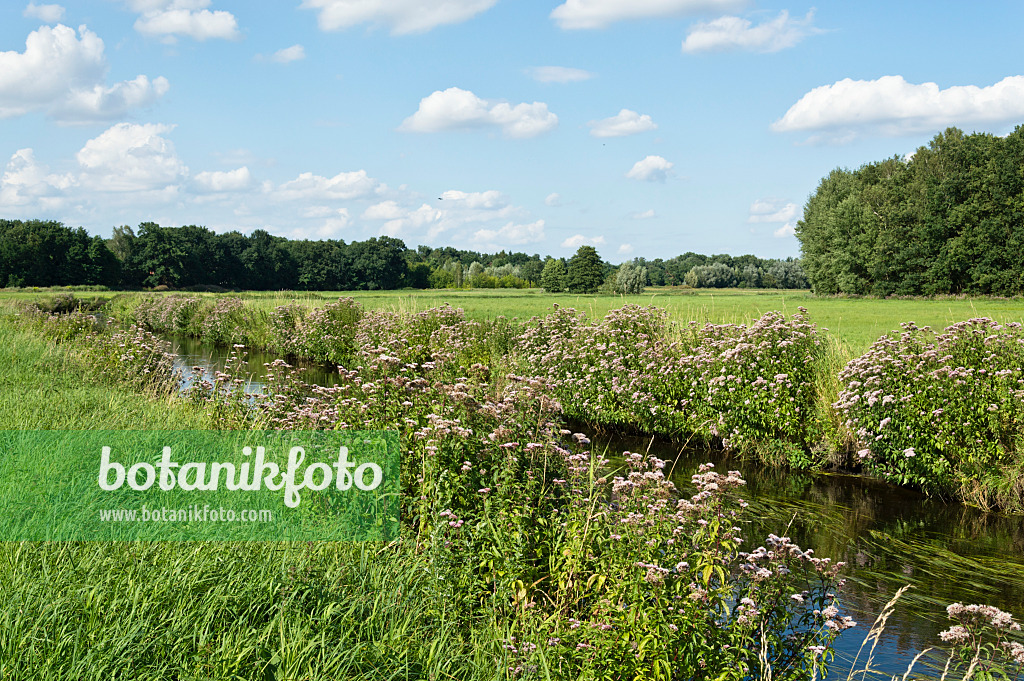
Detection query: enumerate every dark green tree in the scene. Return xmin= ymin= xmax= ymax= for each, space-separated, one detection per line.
xmin=541 ymin=257 xmax=567 ymax=292
xmin=565 ymin=246 xmax=604 ymax=293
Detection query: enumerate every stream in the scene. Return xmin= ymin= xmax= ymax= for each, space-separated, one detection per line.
xmin=168 ymin=336 xmax=1024 ymax=678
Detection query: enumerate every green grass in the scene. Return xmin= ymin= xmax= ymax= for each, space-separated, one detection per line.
xmin=0 ymin=317 xmax=505 ymax=680
xmin=12 ymin=286 xmax=1023 ymax=355
xmin=0 ymin=323 xmax=211 ymax=430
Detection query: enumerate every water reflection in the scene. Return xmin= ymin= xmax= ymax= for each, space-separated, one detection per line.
xmin=596 ymin=432 xmax=1024 ymax=677
xmin=167 ymin=335 xmax=341 ymax=393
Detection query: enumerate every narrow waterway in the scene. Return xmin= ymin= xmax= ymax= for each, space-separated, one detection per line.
xmin=168 ymin=337 xmax=1024 ymax=678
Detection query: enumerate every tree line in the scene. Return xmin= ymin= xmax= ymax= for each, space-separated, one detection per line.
xmin=0 ymin=218 xmax=808 ymax=291
xmin=798 ymin=125 xmax=1024 ymax=296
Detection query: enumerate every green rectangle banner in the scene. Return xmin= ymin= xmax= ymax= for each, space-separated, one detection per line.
xmin=0 ymin=430 xmax=399 ymax=541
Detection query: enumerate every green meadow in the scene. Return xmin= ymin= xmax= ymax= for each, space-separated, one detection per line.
xmin=10 ymin=285 xmax=1024 ymax=353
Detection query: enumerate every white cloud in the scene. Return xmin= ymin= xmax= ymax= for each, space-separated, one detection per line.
xmin=774 ymin=223 xmax=796 ymax=238
xmin=400 ymin=87 xmax=558 ymax=138
xmin=0 ymin=24 xmax=168 ymax=123
xmin=527 ymin=66 xmax=594 ymax=83
xmin=379 ymin=204 xmax=442 ymax=237
xmin=23 ymin=2 xmax=65 ymax=22
xmin=362 ymin=200 xmax=406 ymax=220
xmin=53 ymin=75 xmax=169 ymax=123
xmin=550 ymin=0 xmax=744 ymax=30
xmin=270 ymin=44 xmax=305 ymax=63
xmin=76 ymin=122 xmax=188 ymax=192
xmin=626 ymin=155 xmax=673 ymax=182
xmin=439 ymin=189 xmax=507 ymax=209
xmin=472 ymin=219 xmax=545 ymax=246
xmin=631 ymin=209 xmax=656 ymax=219
xmin=0 ymin=148 xmax=74 ymax=209
xmin=617 ymin=243 xmax=634 ymax=254
xmin=561 ymin=234 xmax=606 ymax=248
xmin=193 ymin=166 xmax=253 ymax=192
xmin=545 ymin=192 xmax=562 ymax=207
xmin=588 ymin=108 xmax=657 ymax=138
xmin=273 ymin=170 xmax=383 ymax=201
xmin=773 ymin=75 xmax=1024 ymax=141
xmin=133 ymin=1 xmax=241 ymax=42
xmin=300 ymin=0 xmax=497 ymax=35
xmin=748 ymin=199 xmax=798 ymax=223
xmin=682 ymin=10 xmax=819 ymax=54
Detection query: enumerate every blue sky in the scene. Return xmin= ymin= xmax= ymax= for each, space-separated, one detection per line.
xmin=2 ymin=1 xmax=1024 ymax=262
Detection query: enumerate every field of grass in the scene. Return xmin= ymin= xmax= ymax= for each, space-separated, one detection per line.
xmin=8 ymin=286 xmax=1023 ymax=354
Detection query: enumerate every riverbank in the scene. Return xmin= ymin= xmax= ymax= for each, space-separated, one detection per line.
xmin=0 ymin=311 xmax=856 ymax=679
xmin=92 ymin=291 xmax=1024 ymax=512
xmin=3 ymin=298 xmax=1024 ymax=679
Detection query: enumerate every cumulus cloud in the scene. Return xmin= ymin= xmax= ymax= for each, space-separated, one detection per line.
xmin=588 ymin=109 xmax=657 ymax=138
xmin=527 ymin=66 xmax=594 ymax=83
xmin=76 ymin=122 xmax=188 ymax=192
xmin=472 ymin=219 xmax=545 ymax=246
xmin=748 ymin=198 xmax=798 ymax=223
xmin=53 ymin=75 xmax=170 ymax=123
xmin=772 ymin=74 xmax=1024 ymax=141
xmin=193 ymin=166 xmax=253 ymax=192
xmin=439 ymin=189 xmax=507 ymax=209
xmin=631 ymin=209 xmax=656 ymax=219
xmin=625 ymin=155 xmax=673 ymax=182
xmin=273 ymin=170 xmax=383 ymax=201
xmin=132 ymin=0 xmax=241 ymax=42
xmin=617 ymin=243 xmax=634 ymax=254
xmin=300 ymin=0 xmax=497 ymax=35
xmin=561 ymin=234 xmax=605 ymax=248
xmin=269 ymin=44 xmax=305 ymax=63
xmin=551 ymin=0 xmax=744 ymax=30
xmin=682 ymin=10 xmax=819 ymax=54
xmin=0 ymin=148 xmax=74 ymax=209
xmin=545 ymin=192 xmax=562 ymax=207
xmin=378 ymin=204 xmax=443 ymax=237
xmin=23 ymin=2 xmax=65 ymax=22
xmin=774 ymin=223 xmax=796 ymax=238
xmin=362 ymin=200 xmax=406 ymax=220
xmin=400 ymin=87 xmax=558 ymax=138
xmin=0 ymin=24 xmax=168 ymax=123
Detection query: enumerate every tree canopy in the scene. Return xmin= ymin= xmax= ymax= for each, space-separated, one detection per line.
xmin=797 ymin=125 xmax=1024 ymax=296
xmin=1 ymin=219 xmax=810 ymax=292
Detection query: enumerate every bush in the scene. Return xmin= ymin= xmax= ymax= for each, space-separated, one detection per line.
xmin=835 ymin=318 xmax=1024 ymax=510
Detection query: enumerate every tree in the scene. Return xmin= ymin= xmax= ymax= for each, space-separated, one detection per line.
xmin=565 ymin=246 xmax=605 ymax=294
xmin=615 ymin=262 xmax=648 ymax=294
xmin=346 ymin=236 xmax=409 ymax=290
xmin=541 ymin=257 xmax=567 ymax=292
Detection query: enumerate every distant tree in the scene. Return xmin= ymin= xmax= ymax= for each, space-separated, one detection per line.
xmin=541 ymin=257 xmax=567 ymax=292
xmin=685 ymin=262 xmax=736 ymax=288
xmin=566 ymin=246 xmax=606 ymax=293
xmin=615 ymin=262 xmax=648 ymax=294
xmin=468 ymin=261 xmax=486 ymax=287
xmin=346 ymin=236 xmax=408 ymax=290
xmin=520 ymin=258 xmax=544 ymax=286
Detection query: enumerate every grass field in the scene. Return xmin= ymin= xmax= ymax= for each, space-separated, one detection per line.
xmin=8 ymin=286 xmax=1024 ymax=353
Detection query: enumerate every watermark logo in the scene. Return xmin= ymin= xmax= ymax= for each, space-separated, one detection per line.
xmin=0 ymin=430 xmax=398 ymax=541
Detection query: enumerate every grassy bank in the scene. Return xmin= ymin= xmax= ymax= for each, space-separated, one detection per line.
xmin=81 ymin=290 xmax=1024 ymax=511
xmin=0 ymin=310 xmax=855 ymax=679
xmin=3 ymin=301 xmax=1024 ymax=679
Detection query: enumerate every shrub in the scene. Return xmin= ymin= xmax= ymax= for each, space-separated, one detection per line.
xmin=835 ymin=318 xmax=1024 ymax=510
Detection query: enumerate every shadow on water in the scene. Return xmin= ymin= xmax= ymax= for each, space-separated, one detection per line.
xmin=595 ymin=432 xmax=1024 ymax=678
xmin=164 ymin=337 xmax=1024 ymax=677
